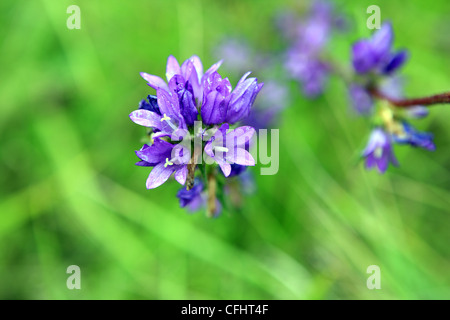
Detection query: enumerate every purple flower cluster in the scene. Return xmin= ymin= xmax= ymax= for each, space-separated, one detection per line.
xmin=349 ymin=22 xmax=408 ymax=114
xmin=350 ymin=23 xmax=435 ymax=173
xmin=130 ymin=56 xmax=263 ymax=215
xmin=283 ymin=1 xmax=343 ymax=97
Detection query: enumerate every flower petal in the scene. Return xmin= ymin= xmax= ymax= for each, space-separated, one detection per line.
xmin=129 ymin=110 xmax=162 ymax=129
xmin=157 ymin=88 xmax=181 ymax=117
xmin=146 ymin=163 xmax=176 ymax=189
xmin=383 ymin=50 xmax=409 ymax=74
xmin=140 ymin=72 xmax=169 ymax=92
xmin=232 ymin=148 xmax=255 ymax=166
xmin=216 ymin=157 xmax=232 ymax=177
xmin=166 ymin=55 xmax=181 ymax=81
xmin=135 ymin=139 xmax=173 ymax=165
xmin=370 ymin=22 xmax=393 ymax=63
xmin=204 ymin=60 xmax=223 ymax=76
xmin=174 ymin=166 xmax=188 ymax=185
xmin=352 ymin=40 xmax=376 ymax=74
xmin=189 ymin=55 xmax=203 ymax=81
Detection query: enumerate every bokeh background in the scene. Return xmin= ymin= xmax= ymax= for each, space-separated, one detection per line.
xmin=1 ymin=0 xmax=450 ymax=299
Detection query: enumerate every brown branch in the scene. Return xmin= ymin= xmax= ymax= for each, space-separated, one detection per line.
xmin=370 ymin=89 xmax=450 ymax=108
xmin=207 ymin=172 xmax=216 ymax=218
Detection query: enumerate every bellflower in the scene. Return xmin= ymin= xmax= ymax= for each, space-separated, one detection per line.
xmin=176 ymin=178 xmax=205 ymax=211
xmin=130 ymin=55 xmax=263 ymax=217
xmin=204 ymin=124 xmax=256 ymax=177
xmin=348 ymin=83 xmax=374 ymax=115
xmin=176 ymin=179 xmax=223 ymax=216
xmin=130 ymin=88 xmax=187 ymax=139
xmin=283 ymin=0 xmax=343 ymax=97
xmin=135 ymin=139 xmax=190 ymax=189
xmin=201 ymin=71 xmax=263 ymax=125
xmin=352 ymin=22 xmax=408 ymax=75
xmin=393 ymin=122 xmax=435 ymax=151
xmin=363 ymin=128 xmax=399 ymax=173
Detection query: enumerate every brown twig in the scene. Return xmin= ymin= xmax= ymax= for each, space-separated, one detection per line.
xmin=370 ymin=89 xmax=450 ymax=108
xmin=207 ymin=171 xmax=216 ymax=218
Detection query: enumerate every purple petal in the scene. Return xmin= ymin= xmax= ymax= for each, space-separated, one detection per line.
xmin=140 ymin=72 xmax=169 ymax=92
xmin=376 ymin=154 xmax=389 ymax=173
xmin=201 ymin=90 xmax=228 ymax=125
xmin=174 ymin=166 xmax=188 ymax=185
xmin=135 ymin=139 xmax=173 ymax=165
xmin=146 ymin=163 xmax=176 ymax=189
xmin=204 ymin=60 xmax=223 ymax=76
xmin=348 ymin=84 xmax=373 ymax=114
xmin=181 ymin=59 xmax=195 ymax=83
xmin=406 ymin=106 xmax=429 ymax=119
xmin=216 ymin=157 xmax=231 ymax=177
xmin=227 ymin=126 xmax=255 ymax=148
xmin=157 ymin=88 xmax=180 ymax=117
xmin=352 ymin=40 xmax=376 ymax=73
xmin=227 ymin=77 xmax=261 ymax=123
xmin=204 ymin=140 xmax=215 ymax=159
xmin=166 ymin=55 xmax=181 ymax=81
xmin=383 ymin=50 xmax=409 ymax=74
xmin=135 ymin=160 xmax=152 ymax=167
xmin=365 ymin=154 xmax=376 ymax=169
xmin=232 ymin=149 xmax=255 ymax=166
xmin=129 ymin=110 xmax=162 ymax=129
xmin=201 ymin=73 xmax=231 ymax=125
xmin=370 ymin=22 xmax=393 ymax=63
xmin=168 ymin=74 xmax=186 ymax=93
xmin=189 ymin=55 xmax=203 ymax=80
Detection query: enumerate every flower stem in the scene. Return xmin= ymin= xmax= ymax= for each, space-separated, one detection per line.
xmin=207 ymin=170 xmax=216 ymax=218
xmin=371 ymin=89 xmax=450 ymax=107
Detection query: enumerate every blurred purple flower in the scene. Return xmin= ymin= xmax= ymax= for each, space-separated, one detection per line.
xmin=393 ymin=122 xmax=435 ymax=151
xmin=204 ymin=124 xmax=256 ymax=177
xmin=284 ymin=1 xmax=342 ymax=97
xmin=352 ymin=22 xmax=409 ymax=75
xmin=348 ymin=83 xmax=374 ymax=115
xmin=363 ymin=128 xmax=399 ymax=173
xmin=176 ymin=178 xmax=205 ymax=211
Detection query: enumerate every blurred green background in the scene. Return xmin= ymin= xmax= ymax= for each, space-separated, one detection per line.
xmin=1 ymin=0 xmax=450 ymax=299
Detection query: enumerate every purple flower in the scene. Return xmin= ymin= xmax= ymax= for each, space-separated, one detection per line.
xmin=204 ymin=124 xmax=256 ymax=177
xmin=405 ymin=106 xmax=429 ymax=119
xmin=176 ymin=178 xmax=205 ymax=211
xmin=201 ymin=71 xmax=232 ymax=125
xmin=393 ymin=122 xmax=435 ymax=151
xmin=201 ymin=71 xmax=263 ymax=125
xmin=226 ymin=72 xmax=264 ymax=124
xmin=352 ymin=22 xmax=408 ymax=75
xmin=141 ymin=55 xmax=222 ymax=105
xmin=131 ymin=55 xmax=261 ymax=198
xmin=168 ymin=75 xmax=198 ymax=126
xmin=363 ymin=128 xmax=399 ymax=173
xmin=348 ymin=83 xmax=374 ymax=114
xmin=135 ymin=139 xmax=190 ymax=189
xmin=139 ymin=95 xmax=160 ymax=115
xmin=283 ymin=1 xmax=341 ymax=97
xmin=130 ymin=88 xmax=187 ymax=139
